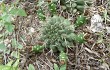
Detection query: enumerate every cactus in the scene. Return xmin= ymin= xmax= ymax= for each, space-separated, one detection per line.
xmin=74 ymin=15 xmax=86 ymax=28
xmin=67 ymin=33 xmax=85 ymax=44
xmin=37 ymin=8 xmax=46 ymax=21
xmin=48 ymin=2 xmax=57 ymax=14
xmin=73 ymin=33 xmax=85 ymax=43
xmin=66 ymin=0 xmax=85 ymax=14
xmin=41 ymin=15 xmax=75 ymax=51
xmin=40 ymin=15 xmax=86 ymax=52
xmin=59 ymin=51 xmax=68 ymax=65
xmin=60 ymin=0 xmax=92 ymax=14
xmin=32 ymin=45 xmax=44 ymax=53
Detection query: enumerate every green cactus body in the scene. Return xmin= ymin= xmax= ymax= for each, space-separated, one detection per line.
xmin=48 ymin=2 xmax=57 ymax=14
xmin=71 ymin=3 xmax=77 ymax=8
xmin=76 ymin=5 xmax=84 ymax=13
xmin=67 ymin=33 xmax=85 ymax=43
xmin=62 ymin=0 xmax=92 ymax=14
xmin=73 ymin=33 xmax=85 ymax=43
xmin=75 ymin=0 xmax=85 ymax=5
xmin=59 ymin=51 xmax=67 ymax=63
xmin=41 ymin=16 xmax=74 ymax=52
xmin=41 ymin=15 xmax=86 ymax=52
xmin=37 ymin=8 xmax=45 ymax=21
xmin=32 ymin=45 xmax=44 ymax=53
xmin=74 ymin=15 xmax=86 ymax=28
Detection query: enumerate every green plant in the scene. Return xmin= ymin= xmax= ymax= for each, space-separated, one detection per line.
xmin=73 ymin=33 xmax=85 ymax=43
xmin=40 ymin=15 xmax=86 ymax=51
xmin=59 ymin=51 xmax=67 ymax=65
xmin=67 ymin=33 xmax=85 ymax=44
xmin=37 ymin=8 xmax=46 ymax=21
xmin=0 ymin=3 xmax=25 ymax=54
xmin=34 ymin=15 xmax=86 ymax=70
xmin=53 ymin=51 xmax=67 ymax=70
xmin=41 ymin=15 xmax=75 ymax=51
xmin=54 ymin=63 xmax=59 ymax=70
xmin=0 ymin=65 xmax=17 ymax=70
xmin=37 ymin=1 xmax=57 ymax=20
xmin=32 ymin=45 xmax=44 ymax=53
xmin=0 ymin=60 xmax=19 ymax=70
xmin=48 ymin=2 xmax=57 ymax=15
xmin=74 ymin=15 xmax=86 ymax=28
xmin=0 ymin=2 xmax=26 ymax=38
xmin=0 ymin=1 xmax=27 ymax=70
xmin=28 ymin=64 xmax=35 ymax=70
xmin=0 ymin=1 xmax=26 ymax=48
xmin=0 ymin=51 xmax=20 ymax=70
xmin=60 ymin=0 xmax=92 ymax=14
xmin=54 ymin=63 xmax=66 ymax=70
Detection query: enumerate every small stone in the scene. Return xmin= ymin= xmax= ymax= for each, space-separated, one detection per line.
xmin=28 ymin=27 xmax=35 ymax=35
xmin=106 ymin=27 xmax=110 ymax=33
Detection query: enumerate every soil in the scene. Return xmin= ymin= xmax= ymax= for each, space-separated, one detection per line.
xmin=1 ymin=0 xmax=110 ymax=70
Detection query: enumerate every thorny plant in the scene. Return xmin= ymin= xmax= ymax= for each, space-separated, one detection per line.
xmin=35 ymin=15 xmax=86 ymax=69
xmin=41 ymin=15 xmax=75 ymax=52
xmin=60 ymin=0 xmax=93 ymax=14
xmin=35 ymin=0 xmax=88 ymax=69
